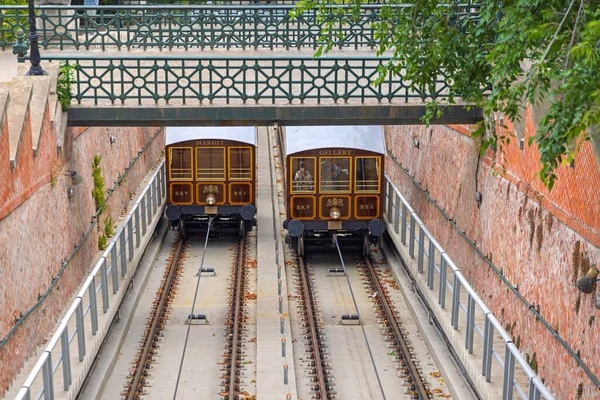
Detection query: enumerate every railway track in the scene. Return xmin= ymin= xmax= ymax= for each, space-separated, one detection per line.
xmin=125 ymin=236 xmax=186 ymax=400
xmin=362 ymin=255 xmax=430 ymax=399
xmin=297 ymin=255 xmax=330 ymax=399
xmin=223 ymin=237 xmax=248 ymax=399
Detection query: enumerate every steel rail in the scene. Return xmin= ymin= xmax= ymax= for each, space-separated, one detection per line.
xmin=363 ymin=256 xmax=429 ymax=399
xmin=297 ymin=256 xmax=329 ymax=399
xmin=228 ymin=236 xmax=246 ymax=399
xmin=127 ymin=237 xmax=185 ymax=400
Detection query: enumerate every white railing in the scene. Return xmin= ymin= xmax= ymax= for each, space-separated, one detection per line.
xmin=14 ymin=162 xmax=166 ymax=400
xmin=383 ymin=174 xmax=554 ymax=400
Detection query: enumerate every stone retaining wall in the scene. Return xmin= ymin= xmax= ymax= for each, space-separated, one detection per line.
xmin=0 ymin=121 xmax=164 ymax=396
xmin=384 ymin=118 xmax=600 ymax=399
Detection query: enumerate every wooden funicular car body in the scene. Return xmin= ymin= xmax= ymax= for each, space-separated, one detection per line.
xmin=164 ymin=126 xmax=257 ymax=238
xmin=281 ymin=125 xmax=386 ymax=256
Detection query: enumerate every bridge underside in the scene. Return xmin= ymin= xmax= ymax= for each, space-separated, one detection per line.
xmin=67 ymin=104 xmax=482 ymax=127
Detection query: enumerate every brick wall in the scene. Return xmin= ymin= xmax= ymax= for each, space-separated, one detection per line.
xmin=0 ymin=100 xmax=55 ymax=221
xmin=385 ymin=116 xmax=600 ymax=399
xmin=0 ymin=119 xmax=164 ymax=396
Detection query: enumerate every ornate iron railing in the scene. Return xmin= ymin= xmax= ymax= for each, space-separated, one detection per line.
xmin=120 ymin=1 xmax=391 ymax=4
xmin=0 ymin=3 xmax=483 ymax=51
xmin=41 ymin=54 xmax=452 ymax=106
xmin=1 ymin=5 xmax=384 ymax=51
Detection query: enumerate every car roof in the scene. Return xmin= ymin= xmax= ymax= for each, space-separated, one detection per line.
xmin=165 ymin=126 xmax=257 ymax=146
xmin=284 ymin=126 xmax=385 ymax=155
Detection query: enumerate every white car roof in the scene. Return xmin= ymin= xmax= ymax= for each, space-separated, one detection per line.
xmin=165 ymin=126 xmax=257 ymax=146
xmin=284 ymin=126 xmax=385 ymax=155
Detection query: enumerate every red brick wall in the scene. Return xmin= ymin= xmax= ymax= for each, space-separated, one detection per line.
xmin=0 ymin=108 xmax=10 ymax=206
xmin=0 ymin=118 xmax=164 ymax=395
xmin=0 ymin=102 xmax=57 ymax=221
xmin=385 ymin=114 xmax=600 ymax=399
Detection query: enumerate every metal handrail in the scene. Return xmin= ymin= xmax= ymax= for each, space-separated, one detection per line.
xmin=14 ymin=162 xmax=166 ymax=400
xmin=0 ymin=2 xmax=482 ymax=51
xmin=383 ymin=174 xmax=554 ymax=400
xmin=0 ymin=4 xmax=385 ymax=51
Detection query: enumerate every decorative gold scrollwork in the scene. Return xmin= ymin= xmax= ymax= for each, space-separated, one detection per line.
xmin=326 ymin=198 xmax=344 ymax=208
xmin=203 ymin=185 xmax=219 ymax=194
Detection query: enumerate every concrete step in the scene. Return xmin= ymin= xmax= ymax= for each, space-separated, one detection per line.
xmin=1 ymin=79 xmax=32 ymax=168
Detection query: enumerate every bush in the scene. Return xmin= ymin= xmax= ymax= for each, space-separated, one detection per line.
xmin=104 ymin=216 xmax=116 ymax=238
xmin=92 ymin=155 xmax=105 ymax=211
xmin=57 ymin=62 xmax=77 ymax=111
xmin=98 ymin=234 xmax=107 ymax=250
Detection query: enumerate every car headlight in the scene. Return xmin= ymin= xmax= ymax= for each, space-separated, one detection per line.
xmin=329 ymin=207 xmax=341 ymax=220
xmin=206 ymin=193 xmax=216 ymax=205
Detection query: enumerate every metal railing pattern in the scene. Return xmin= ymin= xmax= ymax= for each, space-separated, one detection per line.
xmin=1 ymin=5 xmax=384 ymax=51
xmin=14 ymin=163 xmax=166 ymax=400
xmin=383 ymin=174 xmax=554 ymax=400
xmin=0 ymin=3 xmax=483 ymax=51
xmin=41 ymin=54 xmax=451 ymax=106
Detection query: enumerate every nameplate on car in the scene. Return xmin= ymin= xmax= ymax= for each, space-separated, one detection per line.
xmin=205 ymin=206 xmax=217 ymax=214
xmin=328 ymin=221 xmax=342 ymax=230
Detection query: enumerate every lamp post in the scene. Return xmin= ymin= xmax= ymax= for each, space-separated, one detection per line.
xmin=26 ymin=0 xmax=47 ymax=76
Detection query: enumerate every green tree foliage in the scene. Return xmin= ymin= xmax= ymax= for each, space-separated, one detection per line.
xmin=0 ymin=1 xmax=27 ymax=6
xmin=293 ymin=0 xmax=600 ymax=190
xmin=0 ymin=0 xmax=28 ymax=44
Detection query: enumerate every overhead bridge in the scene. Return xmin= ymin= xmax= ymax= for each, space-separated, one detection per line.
xmin=4 ymin=2 xmax=484 ymax=125
xmin=47 ymin=53 xmax=482 ymax=126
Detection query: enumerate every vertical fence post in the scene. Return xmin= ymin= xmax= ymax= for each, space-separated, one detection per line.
xmin=120 ymin=232 xmax=127 ymax=277
xmin=439 ymin=255 xmax=447 ymax=308
xmin=465 ymin=294 xmax=475 ymax=354
xmin=101 ymin=259 xmax=109 ymax=313
xmin=42 ymin=354 xmax=55 ymax=400
xmin=427 ymin=240 xmax=435 ymax=290
xmin=401 ymin=203 xmax=407 ymax=245
xmin=528 ymin=381 xmax=541 ymax=400
xmin=502 ymin=345 xmax=515 ymax=400
xmin=155 ymin=171 xmax=161 ymax=202
xmin=150 ymin=180 xmax=155 ymax=217
xmin=89 ymin=277 xmax=99 ymax=335
xmin=451 ymin=275 xmax=460 ymax=330
xmin=146 ymin=190 xmax=152 ymax=227
xmin=409 ymin=213 xmax=416 ymax=258
xmin=76 ymin=302 xmax=86 ymax=361
xmin=483 ymin=314 xmax=494 ymax=382
xmin=393 ymin=192 xmax=400 ymax=233
xmin=417 ymin=226 xmax=425 ymax=274
xmin=141 ymin=196 xmax=147 ymax=236
xmin=386 ymin=181 xmax=393 ymax=222
xmin=127 ymin=217 xmax=134 ymax=261
xmin=135 ymin=206 xmax=141 ymax=248
xmin=158 ymin=167 xmax=164 ymax=201
xmin=152 ymin=179 xmax=158 ymax=215
xmin=60 ymin=330 xmax=71 ymax=391
xmin=111 ymin=244 xmax=118 ymax=294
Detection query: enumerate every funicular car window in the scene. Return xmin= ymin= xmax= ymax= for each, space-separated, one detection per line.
xmin=291 ymin=157 xmax=315 ymax=193
xmin=320 ymin=157 xmax=351 ymax=192
xmin=355 ymin=157 xmax=380 ymax=192
xmin=196 ymin=147 xmax=225 ymax=180
xmin=229 ymin=147 xmax=252 ymax=180
xmin=169 ymin=147 xmax=193 ymax=180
